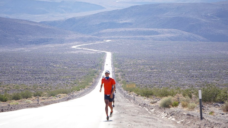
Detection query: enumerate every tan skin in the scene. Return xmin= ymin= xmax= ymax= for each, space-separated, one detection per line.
xmin=99 ymin=73 xmax=116 ymax=117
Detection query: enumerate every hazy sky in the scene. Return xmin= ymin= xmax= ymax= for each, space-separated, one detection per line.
xmin=40 ymin=0 xmax=224 ymax=3
xmin=40 ymin=0 xmax=225 ymax=5
xmin=39 ymin=0 xmax=225 ymax=8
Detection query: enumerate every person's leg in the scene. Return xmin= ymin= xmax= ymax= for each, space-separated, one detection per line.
xmin=112 ymin=100 xmax=114 ymax=107
xmin=108 ymin=101 xmax=113 ymax=117
xmin=112 ymin=95 xmax=115 ymax=107
xmin=108 ymin=95 xmax=113 ymax=117
xmin=104 ymin=95 xmax=110 ymax=118
xmin=105 ymin=99 xmax=109 ymax=117
xmin=108 ymin=101 xmax=113 ymax=112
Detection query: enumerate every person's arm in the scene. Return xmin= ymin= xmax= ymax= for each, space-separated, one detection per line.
xmin=110 ymin=84 xmax=116 ymax=98
xmin=100 ymin=84 xmax=103 ymax=92
xmin=112 ymin=84 xmax=116 ymax=94
xmin=100 ymin=79 xmax=103 ymax=92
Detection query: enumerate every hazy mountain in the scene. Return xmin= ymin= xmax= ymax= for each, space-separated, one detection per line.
xmin=0 ymin=17 xmax=97 ymax=47
xmin=92 ymin=28 xmax=208 ymax=42
xmin=41 ymin=0 xmax=227 ymax=9
xmin=0 ymin=0 xmax=105 ymax=15
xmin=42 ymin=1 xmax=228 ymax=42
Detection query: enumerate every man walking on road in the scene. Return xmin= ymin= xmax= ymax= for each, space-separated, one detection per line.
xmin=100 ymin=70 xmax=116 ymax=121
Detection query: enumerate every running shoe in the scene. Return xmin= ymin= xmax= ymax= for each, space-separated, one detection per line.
xmin=107 ymin=116 xmax=109 ymax=121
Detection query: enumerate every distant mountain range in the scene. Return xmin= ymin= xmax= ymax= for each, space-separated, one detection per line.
xmin=42 ymin=1 xmax=228 ymax=42
xmin=0 ymin=0 xmax=105 ymax=15
xmin=0 ymin=17 xmax=97 ymax=47
xmin=92 ymin=28 xmax=208 ymax=42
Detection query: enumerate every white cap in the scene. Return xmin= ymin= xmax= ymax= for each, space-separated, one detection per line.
xmin=105 ymin=70 xmax=110 ymax=74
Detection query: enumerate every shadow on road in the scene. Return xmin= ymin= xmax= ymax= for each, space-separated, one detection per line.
xmin=103 ymin=120 xmax=113 ymax=122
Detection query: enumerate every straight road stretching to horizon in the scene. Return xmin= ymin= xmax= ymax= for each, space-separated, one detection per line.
xmin=0 ymin=42 xmax=115 ymax=128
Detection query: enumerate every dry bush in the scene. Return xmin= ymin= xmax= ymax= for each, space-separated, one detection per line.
xmin=160 ymin=97 xmax=172 ymax=108
xmin=222 ymin=102 xmax=228 ymax=112
xmin=25 ymin=100 xmax=33 ymax=104
xmin=0 ymin=94 xmax=8 ymax=102
xmin=21 ymin=91 xmax=33 ymax=99
xmin=34 ymin=91 xmax=43 ymax=97
xmin=188 ymin=103 xmax=196 ymax=110
xmin=181 ymin=101 xmax=188 ymax=108
xmin=12 ymin=93 xmax=22 ymax=100
xmin=172 ymin=101 xmax=179 ymax=107
xmin=180 ymin=97 xmax=190 ymax=108
xmin=10 ymin=101 xmax=19 ymax=105
xmin=202 ymin=84 xmax=221 ymax=102
xmin=180 ymin=96 xmax=190 ymax=102
xmin=173 ymin=94 xmax=182 ymax=101
xmin=171 ymin=95 xmax=180 ymax=107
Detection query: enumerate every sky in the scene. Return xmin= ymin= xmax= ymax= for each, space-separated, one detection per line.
xmin=38 ymin=0 xmax=226 ymax=8
xmin=40 ymin=0 xmax=225 ymax=3
xmin=40 ymin=0 xmax=223 ymax=2
xmin=2 ymin=0 xmax=223 ymax=11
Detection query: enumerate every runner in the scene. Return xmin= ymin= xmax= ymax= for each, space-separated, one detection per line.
xmin=100 ymin=70 xmax=116 ymax=121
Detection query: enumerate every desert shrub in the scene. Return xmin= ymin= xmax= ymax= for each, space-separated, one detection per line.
xmin=180 ymin=97 xmax=190 ymax=108
xmin=0 ymin=94 xmax=8 ymax=102
xmin=137 ymin=88 xmax=154 ymax=97
xmin=160 ymin=97 xmax=172 ymax=108
xmin=182 ymin=88 xmax=197 ymax=99
xmin=154 ymin=87 xmax=178 ymax=97
xmin=25 ymin=100 xmax=33 ymax=104
xmin=47 ymin=91 xmax=58 ymax=97
xmin=124 ymin=86 xmax=180 ymax=98
xmin=188 ymin=103 xmax=196 ymax=110
xmin=12 ymin=93 xmax=21 ymax=100
xmin=10 ymin=101 xmax=19 ymax=105
xmin=121 ymin=81 xmax=227 ymax=104
xmin=181 ymin=101 xmax=188 ymax=108
xmin=180 ymin=97 xmax=190 ymax=102
xmin=202 ymin=84 xmax=220 ymax=102
xmin=154 ymin=87 xmax=167 ymax=97
xmin=216 ymin=88 xmax=228 ymax=103
xmin=172 ymin=101 xmax=179 ymax=107
xmin=34 ymin=91 xmax=43 ymax=97
xmin=47 ymin=89 xmax=71 ymax=97
xmin=222 ymin=102 xmax=228 ymax=112
xmin=21 ymin=91 xmax=32 ymax=99
xmin=72 ymin=86 xmax=82 ymax=92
